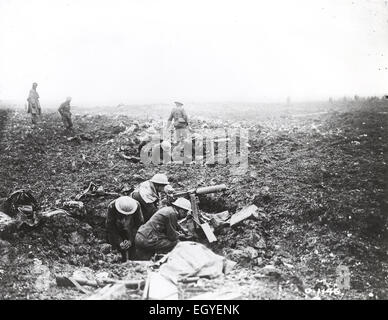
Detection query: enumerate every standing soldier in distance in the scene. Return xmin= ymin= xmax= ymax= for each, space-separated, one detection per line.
xmin=27 ymin=82 xmax=41 ymax=125
xmin=167 ymin=101 xmax=189 ymax=144
xmin=58 ymin=97 xmax=73 ymax=131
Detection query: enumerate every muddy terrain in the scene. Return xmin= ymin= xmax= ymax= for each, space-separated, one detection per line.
xmin=0 ymin=99 xmax=387 ymax=300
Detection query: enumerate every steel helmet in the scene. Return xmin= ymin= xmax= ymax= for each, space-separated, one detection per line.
xmin=115 ymin=196 xmax=138 ymax=215
xmin=150 ymin=173 xmax=169 ymax=185
xmin=161 ymin=140 xmax=172 ymax=151
xmin=172 ymin=197 xmax=192 ymax=212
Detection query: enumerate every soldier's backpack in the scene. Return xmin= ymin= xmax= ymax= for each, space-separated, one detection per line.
xmin=3 ymin=189 xmax=39 ymax=217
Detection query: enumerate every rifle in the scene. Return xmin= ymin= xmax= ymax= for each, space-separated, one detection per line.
xmin=171 ymin=184 xmax=227 ymax=243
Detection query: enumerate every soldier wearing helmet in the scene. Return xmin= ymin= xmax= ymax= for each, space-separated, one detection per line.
xmin=135 ymin=197 xmax=192 ymax=258
xmin=131 ymin=173 xmax=175 ymax=223
xmin=167 ymin=101 xmax=189 ymax=144
xmin=105 ymin=196 xmax=144 ymax=262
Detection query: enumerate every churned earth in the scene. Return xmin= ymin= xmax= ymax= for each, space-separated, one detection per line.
xmin=0 ymin=99 xmax=387 ymax=300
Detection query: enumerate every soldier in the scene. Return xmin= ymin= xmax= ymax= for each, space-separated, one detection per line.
xmin=105 ymin=196 xmax=144 ymax=262
xmin=131 ymin=173 xmax=175 ymax=223
xmin=27 ymin=82 xmax=41 ymax=125
xmin=58 ymin=97 xmax=73 ymax=131
xmin=167 ymin=101 xmax=189 ymax=144
xmin=135 ymin=197 xmax=192 ymax=258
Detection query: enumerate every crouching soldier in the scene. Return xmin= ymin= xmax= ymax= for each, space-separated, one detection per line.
xmin=135 ymin=197 xmax=191 ymax=259
xmin=58 ymin=97 xmax=73 ymax=131
xmin=106 ymin=196 xmax=144 ymax=262
xmin=131 ymin=173 xmax=174 ymax=223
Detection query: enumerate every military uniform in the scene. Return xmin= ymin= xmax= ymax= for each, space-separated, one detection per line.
xmin=58 ymin=100 xmax=73 ymax=130
xmin=105 ymin=199 xmax=144 ymax=261
xmin=167 ymin=105 xmax=189 ymax=143
xmin=27 ymin=89 xmax=41 ymax=124
xmin=131 ymin=180 xmax=160 ymax=223
xmin=135 ymin=206 xmax=179 ymax=257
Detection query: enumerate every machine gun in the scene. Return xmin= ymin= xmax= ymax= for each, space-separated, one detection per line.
xmin=170 ymin=184 xmax=228 ymax=243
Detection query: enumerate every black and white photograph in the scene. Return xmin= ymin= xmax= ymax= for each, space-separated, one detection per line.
xmin=0 ymin=0 xmax=387 ymax=306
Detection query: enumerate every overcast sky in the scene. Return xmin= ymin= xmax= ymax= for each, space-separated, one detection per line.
xmin=0 ymin=0 xmax=387 ymax=105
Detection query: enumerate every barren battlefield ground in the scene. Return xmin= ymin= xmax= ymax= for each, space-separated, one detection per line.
xmin=0 ymin=99 xmax=387 ymax=300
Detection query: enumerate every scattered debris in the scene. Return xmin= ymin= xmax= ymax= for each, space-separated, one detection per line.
xmin=188 ymin=289 xmax=242 ymax=300
xmin=0 ymin=240 xmax=12 ymax=264
xmin=85 ymin=283 xmax=127 ymax=300
xmin=143 ymin=272 xmax=179 ymax=300
xmin=199 ymin=222 xmax=217 ymax=243
xmin=259 ymin=265 xmax=283 ymax=278
xmin=63 ymin=201 xmax=85 ymax=216
xmin=2 ymin=189 xmax=39 ymax=217
xmin=204 ymin=210 xmax=231 ymax=230
xmin=56 ymin=276 xmax=91 ymax=294
xmin=74 ymin=182 xmax=120 ymax=201
xmin=120 ymin=154 xmax=141 ymax=163
xmin=56 ymin=274 xmax=144 ymax=290
xmin=31 ymin=259 xmax=52 ymax=292
xmin=230 ymin=204 xmax=259 ymax=227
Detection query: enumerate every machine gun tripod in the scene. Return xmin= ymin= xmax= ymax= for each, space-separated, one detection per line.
xmin=170 ymin=184 xmax=228 ymax=243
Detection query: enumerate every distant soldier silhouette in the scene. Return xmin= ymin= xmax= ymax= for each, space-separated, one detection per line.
xmin=27 ymin=82 xmax=41 ymax=125
xmin=167 ymin=101 xmax=189 ymax=145
xmin=58 ymin=97 xmax=73 ymax=131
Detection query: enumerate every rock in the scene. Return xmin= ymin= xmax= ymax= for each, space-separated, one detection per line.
xmin=99 ymin=243 xmax=112 ymax=254
xmin=252 ymin=208 xmax=267 ymax=220
xmin=68 ymin=231 xmax=85 ymax=245
xmin=246 ymin=231 xmax=267 ymax=249
xmin=0 ymin=211 xmax=17 ymax=237
xmin=274 ymin=256 xmax=284 ymax=266
xmin=96 ymin=271 xmax=110 ymax=282
xmin=244 ymin=246 xmax=259 ymax=259
xmin=230 ymin=205 xmax=259 ymax=227
xmin=223 ymin=259 xmax=237 ymax=274
xmin=80 ymin=222 xmax=93 ymax=232
xmin=31 ymin=259 xmax=52 ymax=291
xmin=105 ymin=253 xmax=121 ymax=263
xmin=134 ymin=265 xmax=143 ymax=272
xmin=256 ymin=257 xmax=264 ymax=266
xmin=0 ymin=240 xmax=12 ymax=264
xmin=73 ymin=267 xmax=96 ymax=283
xmin=227 ymin=249 xmax=245 ymax=261
xmin=59 ymin=245 xmax=75 ymax=255
xmin=63 ymin=201 xmax=86 ymax=217
xmin=255 ymin=238 xmax=267 ymax=250
xmin=75 ymin=245 xmax=89 ymax=255
xmin=260 ymin=265 xmax=282 ymax=277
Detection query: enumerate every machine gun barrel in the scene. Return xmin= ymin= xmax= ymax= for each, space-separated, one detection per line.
xmin=172 ymin=184 xmax=227 ymax=199
xmin=195 ymin=184 xmax=227 ymax=195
